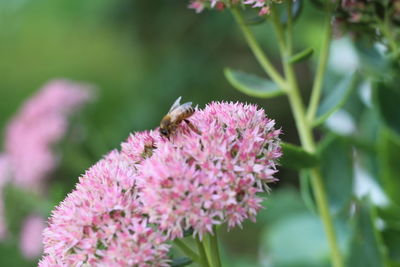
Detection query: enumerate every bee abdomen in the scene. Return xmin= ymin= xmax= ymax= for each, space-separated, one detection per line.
xmin=184 ymin=106 xmax=195 ymax=116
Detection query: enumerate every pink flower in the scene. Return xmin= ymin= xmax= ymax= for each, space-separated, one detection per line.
xmin=5 ymin=80 xmax=93 ymax=191
xmin=0 ymin=154 xmax=11 ymax=184
xmin=134 ymin=102 xmax=281 ymax=239
xmin=188 ymin=0 xmax=206 ymax=13
xmin=259 ymin=6 xmax=270 ymax=16
xmin=0 ymin=154 xmax=10 ymax=239
xmin=19 ymin=215 xmax=46 ymax=259
xmin=41 ymin=151 xmax=170 ymax=266
xmin=188 ymin=0 xmax=285 ymax=15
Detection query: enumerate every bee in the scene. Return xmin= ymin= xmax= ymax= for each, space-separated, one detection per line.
xmin=159 ymin=96 xmax=200 ymax=138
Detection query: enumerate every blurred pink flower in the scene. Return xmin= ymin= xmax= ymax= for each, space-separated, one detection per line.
xmin=0 ymin=154 xmax=11 ymax=184
xmin=188 ymin=0 xmax=285 ymax=15
xmin=19 ymin=215 xmax=46 ymax=259
xmin=41 ymin=151 xmax=170 ymax=267
xmin=188 ymin=0 xmax=205 ymax=13
xmin=5 ymin=80 xmax=93 ymax=191
xmin=134 ymin=102 xmax=281 ymax=239
xmin=0 ymin=154 xmax=10 ymax=239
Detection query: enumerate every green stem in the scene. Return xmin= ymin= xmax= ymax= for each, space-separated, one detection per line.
xmin=269 ymin=6 xmax=344 ymax=267
xmin=270 ymin=7 xmax=310 ymax=149
xmin=306 ymin=2 xmax=332 ymax=123
xmin=379 ymin=10 xmax=399 ymax=56
xmin=174 ymin=239 xmax=201 ymax=264
xmin=309 ymin=168 xmax=344 ymax=267
xmin=209 ymin=228 xmax=222 ymax=267
xmin=285 ymin=0 xmax=293 ymax=54
xmin=196 ymin=237 xmax=211 ymax=267
xmin=231 ymin=8 xmax=287 ymax=91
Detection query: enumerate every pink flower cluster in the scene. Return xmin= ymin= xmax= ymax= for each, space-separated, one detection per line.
xmin=40 ymin=101 xmax=281 ymax=266
xmin=134 ymin=102 xmax=281 ymax=239
xmin=188 ymin=0 xmax=285 ymax=16
xmin=0 ymin=80 xmax=92 ymax=259
xmin=41 ymin=151 xmax=170 ymax=266
xmin=5 ymin=80 xmax=93 ymax=191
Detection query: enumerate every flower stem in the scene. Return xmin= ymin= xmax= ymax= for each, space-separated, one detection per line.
xmin=196 ymin=237 xmax=211 ymax=267
xmin=174 ymin=239 xmax=201 ymax=264
xmin=232 ymin=6 xmax=344 ymax=267
xmin=208 ymin=227 xmax=222 ymax=267
xmin=306 ymin=2 xmax=333 ymax=123
xmin=269 ymin=6 xmax=344 ymax=267
xmin=231 ymin=8 xmax=287 ymax=91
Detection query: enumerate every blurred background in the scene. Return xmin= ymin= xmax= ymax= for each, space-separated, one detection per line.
xmin=0 ymin=0 xmax=372 ymax=266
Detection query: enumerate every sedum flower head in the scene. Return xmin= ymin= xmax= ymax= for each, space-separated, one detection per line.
xmin=41 ymin=151 xmax=170 ymax=267
xmin=5 ymin=80 xmax=92 ymax=190
xmin=134 ymin=102 xmax=281 ymax=239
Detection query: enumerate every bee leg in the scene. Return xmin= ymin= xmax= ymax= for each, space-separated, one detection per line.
xmin=184 ymin=119 xmax=202 ymax=135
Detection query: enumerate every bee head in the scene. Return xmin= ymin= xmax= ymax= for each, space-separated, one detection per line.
xmin=160 ymin=128 xmax=170 ymax=137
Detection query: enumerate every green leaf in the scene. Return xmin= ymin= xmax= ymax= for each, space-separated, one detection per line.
xmin=261 ymin=213 xmax=330 ymax=267
xmin=355 ymin=41 xmax=389 ymax=77
xmin=256 ymin=187 xmax=308 ymax=225
xmin=244 ymin=16 xmax=266 ymax=25
xmin=356 ymin=109 xmax=381 ymax=183
xmin=280 ymin=142 xmax=318 ymax=170
xmin=260 ymin=190 xmax=351 ymax=267
xmin=287 ymin=47 xmax=314 ymax=64
xmin=378 ymin=130 xmax=400 ymax=206
xmin=347 ymin=200 xmax=389 ymax=267
xmin=313 ymin=72 xmax=360 ymax=127
xmin=171 ymin=257 xmax=193 ymax=267
xmin=318 ymin=135 xmax=353 ymax=214
xmin=373 ymin=80 xmax=400 ymax=137
xmin=224 ymin=68 xmax=285 ymax=98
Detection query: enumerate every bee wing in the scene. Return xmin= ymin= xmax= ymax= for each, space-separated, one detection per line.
xmin=168 ymin=96 xmax=182 ymax=112
xmin=169 ymin=102 xmax=193 ymax=121
xmin=180 ymin=102 xmax=193 ymax=108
